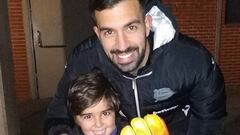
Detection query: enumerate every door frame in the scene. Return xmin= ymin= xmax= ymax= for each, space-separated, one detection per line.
xmin=22 ymin=0 xmax=39 ymax=99
xmin=22 ymin=0 xmax=67 ymax=99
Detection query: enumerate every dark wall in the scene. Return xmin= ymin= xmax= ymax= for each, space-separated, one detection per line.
xmin=62 ymin=0 xmax=94 ymax=58
xmin=225 ymin=0 xmax=240 ymax=23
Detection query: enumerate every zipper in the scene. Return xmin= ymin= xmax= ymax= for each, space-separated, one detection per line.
xmin=123 ymin=71 xmax=152 ymax=117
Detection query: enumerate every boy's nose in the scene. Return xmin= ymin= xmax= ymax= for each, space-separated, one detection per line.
xmin=95 ymin=117 xmax=103 ymax=127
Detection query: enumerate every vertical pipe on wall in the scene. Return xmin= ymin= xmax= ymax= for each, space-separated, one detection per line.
xmin=215 ymin=0 xmax=223 ymax=63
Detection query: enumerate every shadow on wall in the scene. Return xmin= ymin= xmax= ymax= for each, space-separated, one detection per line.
xmin=62 ymin=0 xmax=94 ymax=58
xmin=224 ymin=86 xmax=240 ymax=134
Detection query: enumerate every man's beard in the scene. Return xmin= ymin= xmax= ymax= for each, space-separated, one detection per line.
xmin=111 ymin=46 xmax=145 ymax=74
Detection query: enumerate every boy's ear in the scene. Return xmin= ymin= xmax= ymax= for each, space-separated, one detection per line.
xmin=145 ymin=15 xmax=152 ymax=37
xmin=73 ymin=116 xmax=81 ymax=126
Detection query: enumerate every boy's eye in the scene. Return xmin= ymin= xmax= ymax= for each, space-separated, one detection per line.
xmin=83 ymin=114 xmax=92 ymax=120
xmin=102 ymin=111 xmax=112 ymax=116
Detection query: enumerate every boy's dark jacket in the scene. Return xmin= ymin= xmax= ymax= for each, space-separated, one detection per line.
xmin=45 ymin=0 xmax=226 ymax=134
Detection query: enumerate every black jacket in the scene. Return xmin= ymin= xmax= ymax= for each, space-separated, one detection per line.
xmin=45 ymin=0 xmax=226 ymax=135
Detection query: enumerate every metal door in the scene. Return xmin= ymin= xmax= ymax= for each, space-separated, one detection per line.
xmin=30 ymin=0 xmax=66 ymax=98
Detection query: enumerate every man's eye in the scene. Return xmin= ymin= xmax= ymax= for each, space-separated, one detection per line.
xmin=104 ymin=30 xmax=114 ymax=37
xmin=128 ymin=25 xmax=137 ymax=31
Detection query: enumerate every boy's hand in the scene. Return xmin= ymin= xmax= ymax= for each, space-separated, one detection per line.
xmin=120 ymin=114 xmax=169 ymax=135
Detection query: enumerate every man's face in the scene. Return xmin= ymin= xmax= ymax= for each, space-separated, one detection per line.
xmin=74 ymin=98 xmax=116 ymax=135
xmin=93 ymin=0 xmax=152 ymax=74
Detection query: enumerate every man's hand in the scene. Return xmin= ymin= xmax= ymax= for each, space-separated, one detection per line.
xmin=120 ymin=114 xmax=169 ymax=135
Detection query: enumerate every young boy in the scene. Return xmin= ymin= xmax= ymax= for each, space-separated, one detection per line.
xmin=67 ymin=69 xmax=120 ymax=135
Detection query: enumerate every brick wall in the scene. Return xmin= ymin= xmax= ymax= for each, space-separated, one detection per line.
xmin=7 ymin=0 xmax=240 ymax=101
xmin=163 ymin=0 xmax=240 ymax=85
xmin=8 ymin=0 xmax=30 ymax=102
xmin=162 ymin=0 xmax=217 ymax=53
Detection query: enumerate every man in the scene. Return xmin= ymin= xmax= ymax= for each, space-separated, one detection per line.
xmin=45 ymin=0 xmax=226 ymax=135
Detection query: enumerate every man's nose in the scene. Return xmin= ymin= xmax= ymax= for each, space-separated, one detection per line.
xmin=116 ymin=32 xmax=129 ymax=51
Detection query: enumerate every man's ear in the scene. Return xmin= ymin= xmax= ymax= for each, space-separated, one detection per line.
xmin=93 ymin=26 xmax=100 ymax=38
xmin=145 ymin=15 xmax=152 ymax=37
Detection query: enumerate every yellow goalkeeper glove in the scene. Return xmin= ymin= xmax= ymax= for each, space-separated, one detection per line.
xmin=120 ymin=114 xmax=169 ymax=135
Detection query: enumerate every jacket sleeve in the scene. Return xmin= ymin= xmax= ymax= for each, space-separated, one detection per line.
xmin=44 ymin=35 xmax=99 ymax=135
xmin=187 ymin=53 xmax=226 ymax=135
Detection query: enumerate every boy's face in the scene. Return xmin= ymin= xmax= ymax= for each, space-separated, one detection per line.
xmin=74 ymin=98 xmax=116 ymax=135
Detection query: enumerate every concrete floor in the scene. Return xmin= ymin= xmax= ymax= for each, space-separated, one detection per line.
xmin=18 ymin=98 xmax=51 ymax=135
xmin=19 ymin=87 xmax=240 ymax=135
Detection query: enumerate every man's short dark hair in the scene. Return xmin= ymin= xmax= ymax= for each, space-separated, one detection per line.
xmin=67 ymin=68 xmax=120 ymax=116
xmin=89 ymin=0 xmax=150 ymax=24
